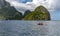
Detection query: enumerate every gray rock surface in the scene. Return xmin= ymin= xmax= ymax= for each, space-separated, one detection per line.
xmin=0 ymin=0 xmax=5 ymax=8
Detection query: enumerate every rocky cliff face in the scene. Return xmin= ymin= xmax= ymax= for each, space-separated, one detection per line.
xmin=23 ymin=6 xmax=51 ymax=20
xmin=0 ymin=0 xmax=6 ymax=8
xmin=0 ymin=0 xmax=51 ymax=20
xmin=0 ymin=0 xmax=22 ymax=20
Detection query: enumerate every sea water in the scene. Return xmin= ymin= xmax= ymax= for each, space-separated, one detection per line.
xmin=0 ymin=20 xmax=60 ymax=36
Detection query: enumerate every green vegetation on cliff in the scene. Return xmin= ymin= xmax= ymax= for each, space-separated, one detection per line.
xmin=13 ymin=12 xmax=22 ymax=20
xmin=0 ymin=1 xmax=22 ymax=20
xmin=23 ymin=10 xmax=31 ymax=18
xmin=23 ymin=6 xmax=51 ymax=20
xmin=0 ymin=0 xmax=51 ymax=20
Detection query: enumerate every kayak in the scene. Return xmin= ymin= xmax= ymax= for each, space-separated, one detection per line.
xmin=37 ymin=22 xmax=43 ymax=25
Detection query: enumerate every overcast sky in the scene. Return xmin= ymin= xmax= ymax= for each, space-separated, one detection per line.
xmin=5 ymin=0 xmax=60 ymax=20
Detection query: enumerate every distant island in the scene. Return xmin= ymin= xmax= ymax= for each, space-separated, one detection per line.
xmin=0 ymin=0 xmax=51 ymax=20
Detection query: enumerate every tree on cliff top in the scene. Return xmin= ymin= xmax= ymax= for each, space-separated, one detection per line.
xmin=23 ymin=5 xmax=51 ymax=20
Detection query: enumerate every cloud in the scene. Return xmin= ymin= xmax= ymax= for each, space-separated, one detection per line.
xmin=54 ymin=0 xmax=60 ymax=11
xmin=1 ymin=0 xmax=60 ymax=20
xmin=6 ymin=0 xmax=36 ymax=14
xmin=5 ymin=0 xmax=58 ymax=14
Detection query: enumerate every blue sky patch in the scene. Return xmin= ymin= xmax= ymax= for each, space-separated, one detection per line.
xmin=21 ymin=0 xmax=33 ymax=3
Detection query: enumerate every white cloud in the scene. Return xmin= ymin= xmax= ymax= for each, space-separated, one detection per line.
xmin=6 ymin=0 xmax=56 ymax=14
xmin=33 ymin=0 xmax=56 ymax=10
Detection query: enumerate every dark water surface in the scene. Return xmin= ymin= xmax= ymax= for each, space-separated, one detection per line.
xmin=0 ymin=20 xmax=60 ymax=36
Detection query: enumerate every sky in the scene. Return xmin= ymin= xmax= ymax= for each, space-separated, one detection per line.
xmin=5 ymin=0 xmax=60 ymax=20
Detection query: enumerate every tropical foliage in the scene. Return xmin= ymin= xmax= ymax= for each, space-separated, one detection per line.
xmin=23 ymin=6 xmax=51 ymax=20
xmin=0 ymin=0 xmax=51 ymax=20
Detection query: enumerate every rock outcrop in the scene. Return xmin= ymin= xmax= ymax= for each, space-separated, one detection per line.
xmin=23 ymin=6 xmax=51 ymax=20
xmin=0 ymin=0 xmax=22 ymax=20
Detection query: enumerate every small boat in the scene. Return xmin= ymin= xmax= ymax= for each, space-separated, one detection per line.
xmin=37 ymin=22 xmax=43 ymax=25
